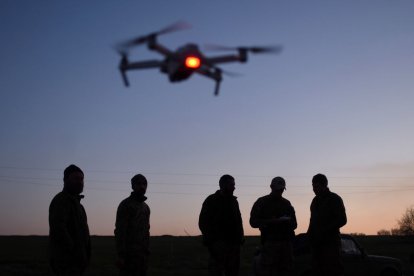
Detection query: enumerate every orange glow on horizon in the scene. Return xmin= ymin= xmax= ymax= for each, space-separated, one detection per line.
xmin=185 ymin=56 xmax=201 ymax=69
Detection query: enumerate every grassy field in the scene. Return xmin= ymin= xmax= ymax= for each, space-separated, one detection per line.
xmin=0 ymin=235 xmax=413 ymax=275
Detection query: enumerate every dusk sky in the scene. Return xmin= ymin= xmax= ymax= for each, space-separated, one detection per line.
xmin=1 ymin=1 xmax=414 ymax=236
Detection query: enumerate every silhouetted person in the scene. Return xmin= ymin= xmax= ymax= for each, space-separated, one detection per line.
xmin=49 ymin=164 xmax=91 ymax=276
xmin=199 ymin=174 xmax=244 ymax=276
xmin=250 ymin=177 xmax=297 ymax=276
xmin=115 ymin=174 xmax=150 ymax=276
xmin=307 ymin=173 xmax=347 ymax=276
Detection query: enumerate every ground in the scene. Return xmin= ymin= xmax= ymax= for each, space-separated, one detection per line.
xmin=0 ymin=235 xmax=413 ymax=275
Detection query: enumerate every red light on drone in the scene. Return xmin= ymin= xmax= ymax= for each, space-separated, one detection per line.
xmin=185 ymin=56 xmax=201 ymax=69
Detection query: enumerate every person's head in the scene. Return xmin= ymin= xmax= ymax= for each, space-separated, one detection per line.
xmin=63 ymin=164 xmax=84 ymax=195
xmin=219 ymin=174 xmax=235 ymax=196
xmin=312 ymin=173 xmax=328 ymax=196
xmin=270 ymin=176 xmax=286 ymax=196
xmin=131 ymin=174 xmax=147 ymax=196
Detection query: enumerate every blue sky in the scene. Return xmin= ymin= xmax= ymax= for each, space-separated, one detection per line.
xmin=1 ymin=0 xmax=414 ymax=236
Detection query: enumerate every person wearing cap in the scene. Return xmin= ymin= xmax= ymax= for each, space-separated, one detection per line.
xmin=49 ymin=164 xmax=91 ymax=275
xmin=198 ymin=174 xmax=244 ymax=276
xmin=307 ymin=173 xmax=347 ymax=276
xmin=114 ymin=174 xmax=150 ymax=276
xmin=250 ymin=176 xmax=297 ymax=276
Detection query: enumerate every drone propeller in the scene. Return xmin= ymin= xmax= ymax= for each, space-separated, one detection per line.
xmin=200 ymin=63 xmax=241 ymax=77
xmin=116 ymin=21 xmax=191 ymax=51
xmin=205 ymin=44 xmax=283 ymax=54
xmin=220 ymin=68 xmax=242 ymax=77
xmin=156 ymin=20 xmax=191 ymax=36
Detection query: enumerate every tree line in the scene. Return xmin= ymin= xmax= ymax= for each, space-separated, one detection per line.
xmin=377 ymin=206 xmax=414 ymax=236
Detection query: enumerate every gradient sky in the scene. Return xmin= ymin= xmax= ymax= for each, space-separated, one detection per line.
xmin=1 ymin=0 xmax=414 ymax=236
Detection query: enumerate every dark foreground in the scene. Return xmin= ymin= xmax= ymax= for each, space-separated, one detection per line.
xmin=0 ymin=235 xmax=413 ymax=276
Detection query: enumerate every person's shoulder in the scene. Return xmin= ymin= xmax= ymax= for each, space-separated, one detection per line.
xmin=250 ymin=195 xmax=272 ymax=209
xmin=50 ymin=192 xmax=74 ymax=211
xmin=142 ymin=201 xmax=150 ymax=209
xmin=328 ymin=191 xmax=342 ymax=198
xmin=205 ymin=191 xmax=220 ymax=200
xmin=281 ymin=197 xmax=292 ymax=205
xmin=51 ymin=191 xmax=69 ymax=204
xmin=310 ymin=195 xmax=319 ymax=206
xmin=202 ymin=192 xmax=224 ymax=207
xmin=255 ymin=194 xmax=271 ymax=203
xmin=55 ymin=191 xmax=67 ymax=198
xmin=328 ymin=191 xmax=344 ymax=202
xmin=118 ymin=196 xmax=133 ymax=208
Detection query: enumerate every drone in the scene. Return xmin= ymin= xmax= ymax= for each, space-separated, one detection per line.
xmin=115 ymin=21 xmax=282 ymax=96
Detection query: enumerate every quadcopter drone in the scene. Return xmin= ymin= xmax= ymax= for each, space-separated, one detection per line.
xmin=115 ymin=21 xmax=282 ymax=96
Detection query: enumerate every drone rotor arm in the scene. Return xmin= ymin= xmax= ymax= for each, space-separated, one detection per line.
xmin=248 ymin=45 xmax=283 ymax=54
xmin=123 ymin=60 xmax=163 ymax=70
xmin=205 ymin=44 xmax=282 ymax=63
xmin=148 ymin=41 xmax=173 ymax=56
xmin=205 ymin=54 xmax=245 ymax=65
xmin=118 ymin=59 xmax=163 ymax=87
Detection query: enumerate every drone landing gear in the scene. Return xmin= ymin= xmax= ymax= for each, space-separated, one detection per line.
xmin=214 ymin=80 xmax=221 ymax=96
xmin=213 ymin=68 xmax=223 ymax=96
xmin=120 ymin=70 xmax=129 ymax=87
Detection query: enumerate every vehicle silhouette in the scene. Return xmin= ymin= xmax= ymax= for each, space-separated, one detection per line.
xmin=252 ymin=233 xmax=404 ymax=276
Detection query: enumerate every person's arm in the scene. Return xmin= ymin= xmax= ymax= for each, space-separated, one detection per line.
xmin=249 ymin=200 xmax=265 ymax=228
xmin=288 ymin=204 xmax=298 ymax=231
xmin=81 ymin=206 xmax=91 ymax=263
xmin=199 ymin=197 xmax=214 ymax=245
xmin=327 ymin=195 xmax=347 ymax=231
xmin=235 ymin=200 xmax=244 ymax=244
xmin=307 ymin=198 xmax=322 ymax=244
xmin=114 ymin=201 xmax=129 ymax=259
xmin=316 ymin=195 xmax=347 ymax=238
xmin=49 ymin=197 xmax=74 ymax=250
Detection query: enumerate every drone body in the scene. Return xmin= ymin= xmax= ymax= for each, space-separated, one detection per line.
xmin=161 ymin=43 xmax=205 ymax=82
xmin=116 ymin=21 xmax=282 ymax=96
